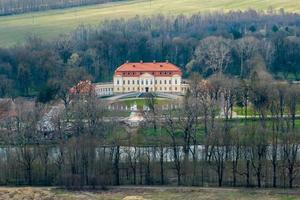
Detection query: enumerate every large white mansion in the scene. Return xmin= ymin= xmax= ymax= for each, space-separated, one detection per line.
xmin=93 ymin=61 xmax=188 ymax=97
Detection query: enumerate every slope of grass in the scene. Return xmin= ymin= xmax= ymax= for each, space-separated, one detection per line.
xmin=0 ymin=0 xmax=300 ymax=47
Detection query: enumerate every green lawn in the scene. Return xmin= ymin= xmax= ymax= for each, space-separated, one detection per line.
xmin=233 ymin=106 xmax=256 ymax=116
xmin=139 ymin=118 xmax=300 ymax=145
xmin=113 ymin=98 xmax=171 ymax=110
xmin=0 ymin=0 xmax=300 ymax=47
xmin=234 ymin=104 xmax=300 ymax=116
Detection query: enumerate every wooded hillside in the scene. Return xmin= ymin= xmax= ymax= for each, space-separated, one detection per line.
xmin=1 ymin=12 xmax=300 ymax=100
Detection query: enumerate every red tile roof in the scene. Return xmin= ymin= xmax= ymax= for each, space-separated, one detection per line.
xmin=0 ymin=99 xmax=17 ymax=120
xmin=69 ymin=80 xmax=95 ymax=95
xmin=115 ymin=62 xmax=181 ymax=73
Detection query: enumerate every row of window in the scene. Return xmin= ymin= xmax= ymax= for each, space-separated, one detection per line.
xmin=122 ymin=71 xmax=173 ymax=76
xmin=117 ymin=79 xmax=179 ymax=85
xmin=116 ymin=87 xmax=179 ymax=92
xmin=98 ymin=88 xmax=113 ymax=92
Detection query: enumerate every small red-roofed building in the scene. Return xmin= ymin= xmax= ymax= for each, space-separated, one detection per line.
xmin=69 ymin=80 xmax=95 ymax=96
xmin=0 ymin=98 xmax=17 ymax=120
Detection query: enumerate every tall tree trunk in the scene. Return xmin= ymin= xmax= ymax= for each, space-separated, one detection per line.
xmin=113 ymin=146 xmax=120 ymax=186
xmin=160 ymin=146 xmax=164 ymax=185
xmin=246 ymin=160 xmax=250 ymax=187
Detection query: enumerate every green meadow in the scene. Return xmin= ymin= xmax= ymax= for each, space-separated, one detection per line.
xmin=0 ymin=0 xmax=300 ymax=47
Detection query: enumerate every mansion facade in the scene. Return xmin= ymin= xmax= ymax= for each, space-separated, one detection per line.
xmin=93 ymin=61 xmax=189 ymax=97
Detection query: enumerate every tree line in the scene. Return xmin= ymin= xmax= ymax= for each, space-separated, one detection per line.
xmin=1 ymin=11 xmax=300 ymax=100
xmin=0 ymin=0 xmax=121 ymax=15
xmin=0 ymin=73 xmax=300 ymax=188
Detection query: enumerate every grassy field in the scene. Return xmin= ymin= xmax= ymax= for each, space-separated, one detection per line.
xmin=112 ymin=98 xmax=172 ymax=110
xmin=233 ymin=104 xmax=300 ymax=116
xmin=0 ymin=0 xmax=300 ymax=47
xmin=0 ymin=187 xmax=299 ymax=200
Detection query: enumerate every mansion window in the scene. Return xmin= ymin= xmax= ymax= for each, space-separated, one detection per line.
xmin=123 ymin=80 xmax=125 ymax=85
xmin=128 ymin=80 xmax=130 ymax=84
xmin=141 ymin=80 xmax=144 ymax=85
xmin=164 ymin=80 xmax=167 ymax=84
xmin=150 ymin=80 xmax=153 ymax=85
xmin=146 ymin=80 xmax=148 ymax=85
xmin=155 ymin=80 xmax=157 ymax=84
xmin=117 ymin=80 xmax=119 ymax=84
xmin=160 ymin=80 xmax=162 ymax=84
xmin=137 ymin=80 xmax=139 ymax=84
xmin=169 ymin=80 xmax=171 ymax=84
xmin=175 ymin=80 xmax=177 ymax=84
xmin=132 ymin=80 xmax=135 ymax=84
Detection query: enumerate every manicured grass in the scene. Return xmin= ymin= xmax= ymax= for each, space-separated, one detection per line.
xmin=113 ymin=98 xmax=171 ymax=110
xmin=1 ymin=0 xmax=300 ymax=47
xmin=105 ymin=110 xmax=131 ymax=117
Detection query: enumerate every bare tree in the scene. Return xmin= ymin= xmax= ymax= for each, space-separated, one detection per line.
xmin=207 ymin=125 xmax=227 ymax=187
xmin=247 ymin=126 xmax=268 ymax=188
xmin=285 ymin=84 xmax=300 ymax=130
xmin=282 ymin=130 xmax=299 ymax=188
xmin=230 ymin=129 xmax=241 ymax=187
xmin=235 ymin=36 xmax=260 ymax=78
xmin=189 ymin=36 xmax=233 ymax=74
xmin=164 ymin=108 xmax=182 ymax=185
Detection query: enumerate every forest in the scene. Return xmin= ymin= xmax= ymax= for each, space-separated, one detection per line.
xmin=1 ymin=11 xmax=300 ymax=100
xmin=0 ymin=73 xmax=300 ymax=188
xmin=0 ymin=0 xmax=121 ymax=15
xmin=0 ymin=10 xmax=300 ymax=190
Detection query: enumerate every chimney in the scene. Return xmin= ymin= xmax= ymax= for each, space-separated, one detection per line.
xmin=166 ymin=60 xmax=169 ymax=63
xmin=126 ymin=60 xmax=129 ymax=63
xmin=140 ymin=60 xmax=143 ymax=63
xmin=153 ymin=60 xmax=156 ymax=63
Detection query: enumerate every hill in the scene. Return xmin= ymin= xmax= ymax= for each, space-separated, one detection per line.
xmin=0 ymin=0 xmax=300 ymax=47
